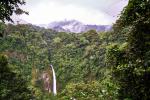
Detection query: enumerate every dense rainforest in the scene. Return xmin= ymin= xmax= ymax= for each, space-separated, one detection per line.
xmin=0 ymin=0 xmax=150 ymax=100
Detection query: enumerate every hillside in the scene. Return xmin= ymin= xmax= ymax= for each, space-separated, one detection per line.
xmin=0 ymin=0 xmax=150 ymax=100
xmin=0 ymin=23 xmax=121 ymax=99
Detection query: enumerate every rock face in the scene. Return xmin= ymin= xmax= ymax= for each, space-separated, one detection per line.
xmin=47 ymin=20 xmax=112 ymax=33
xmin=41 ymin=71 xmax=53 ymax=93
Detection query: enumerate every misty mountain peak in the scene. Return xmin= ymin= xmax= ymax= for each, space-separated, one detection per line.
xmin=46 ymin=20 xmax=112 ymax=33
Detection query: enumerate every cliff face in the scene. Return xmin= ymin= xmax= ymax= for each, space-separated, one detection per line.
xmin=41 ymin=69 xmax=53 ymax=93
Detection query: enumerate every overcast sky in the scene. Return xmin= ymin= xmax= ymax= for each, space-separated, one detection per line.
xmin=16 ymin=0 xmax=128 ymax=25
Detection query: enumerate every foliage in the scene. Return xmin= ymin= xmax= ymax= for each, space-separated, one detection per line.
xmin=112 ymin=0 xmax=150 ymax=99
xmin=0 ymin=0 xmax=28 ymax=22
xmin=58 ymin=74 xmax=118 ymax=100
xmin=0 ymin=23 xmax=6 ymax=37
xmin=0 ymin=23 xmax=58 ymax=99
xmin=2 ymin=2 xmax=150 ymax=98
xmin=0 ymin=54 xmax=32 ymax=99
xmin=0 ymin=22 xmax=120 ymax=99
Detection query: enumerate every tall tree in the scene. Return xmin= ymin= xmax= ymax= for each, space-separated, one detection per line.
xmin=0 ymin=54 xmax=32 ymax=99
xmin=113 ymin=0 xmax=150 ymax=99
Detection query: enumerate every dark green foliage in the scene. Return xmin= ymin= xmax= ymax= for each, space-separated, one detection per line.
xmin=50 ymin=31 xmax=109 ymax=85
xmin=0 ymin=54 xmax=32 ymax=99
xmin=0 ymin=0 xmax=28 ymax=22
xmin=3 ymin=4 xmax=150 ymax=98
xmin=112 ymin=0 xmax=150 ymax=99
xmin=0 ymin=23 xmax=60 ymax=99
xmin=0 ymin=23 xmax=6 ymax=37
xmin=58 ymin=75 xmax=118 ymax=100
xmin=0 ymin=22 xmax=121 ymax=99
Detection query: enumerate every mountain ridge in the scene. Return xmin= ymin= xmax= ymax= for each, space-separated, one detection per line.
xmin=10 ymin=18 xmax=112 ymax=33
xmin=40 ymin=20 xmax=112 ymax=33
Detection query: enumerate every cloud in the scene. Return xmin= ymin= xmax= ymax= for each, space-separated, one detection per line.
xmin=37 ymin=0 xmax=128 ymax=15
xmin=18 ymin=0 xmax=128 ymax=25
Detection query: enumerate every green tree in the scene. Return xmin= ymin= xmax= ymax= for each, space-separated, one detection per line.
xmin=0 ymin=54 xmax=32 ymax=99
xmin=112 ymin=0 xmax=150 ymax=99
xmin=0 ymin=22 xmax=6 ymax=37
xmin=0 ymin=0 xmax=28 ymax=22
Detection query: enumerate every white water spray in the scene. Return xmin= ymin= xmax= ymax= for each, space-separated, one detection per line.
xmin=50 ymin=65 xmax=57 ymax=95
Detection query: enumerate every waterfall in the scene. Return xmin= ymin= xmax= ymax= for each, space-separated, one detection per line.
xmin=50 ymin=65 xmax=57 ymax=95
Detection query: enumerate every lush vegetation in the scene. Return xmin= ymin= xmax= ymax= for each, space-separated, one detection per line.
xmin=0 ymin=23 xmax=118 ymax=99
xmin=112 ymin=0 xmax=150 ymax=99
xmin=0 ymin=53 xmax=32 ymax=99
xmin=0 ymin=0 xmax=150 ymax=100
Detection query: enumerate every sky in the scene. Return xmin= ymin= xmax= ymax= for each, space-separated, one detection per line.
xmin=16 ymin=0 xmax=128 ymax=25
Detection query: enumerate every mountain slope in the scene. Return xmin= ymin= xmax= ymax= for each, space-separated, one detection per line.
xmin=47 ymin=20 xmax=112 ymax=33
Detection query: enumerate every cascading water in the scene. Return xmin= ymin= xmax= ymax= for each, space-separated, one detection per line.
xmin=50 ymin=65 xmax=57 ymax=95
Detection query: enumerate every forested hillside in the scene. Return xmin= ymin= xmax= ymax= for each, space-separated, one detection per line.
xmin=0 ymin=23 xmax=120 ymax=99
xmin=0 ymin=0 xmax=150 ymax=100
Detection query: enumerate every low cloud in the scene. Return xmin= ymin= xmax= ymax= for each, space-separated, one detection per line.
xmin=17 ymin=0 xmax=128 ymax=25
